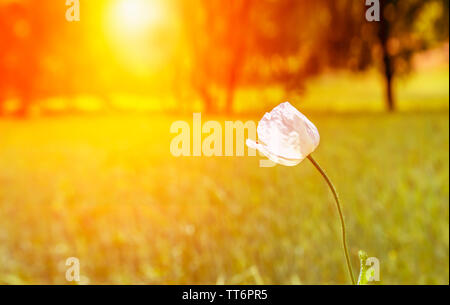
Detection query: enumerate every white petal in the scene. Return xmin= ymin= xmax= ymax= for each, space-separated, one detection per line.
xmin=257 ymin=102 xmax=319 ymax=162
xmin=246 ymin=139 xmax=303 ymax=166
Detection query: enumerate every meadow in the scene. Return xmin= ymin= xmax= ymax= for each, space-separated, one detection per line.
xmin=0 ymin=111 xmax=448 ymax=284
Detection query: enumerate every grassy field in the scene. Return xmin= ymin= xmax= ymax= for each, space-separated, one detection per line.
xmin=233 ymin=67 xmax=449 ymax=113
xmin=0 ymin=111 xmax=448 ymax=284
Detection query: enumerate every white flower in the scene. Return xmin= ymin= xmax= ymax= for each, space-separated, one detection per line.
xmin=246 ymin=102 xmax=320 ymax=166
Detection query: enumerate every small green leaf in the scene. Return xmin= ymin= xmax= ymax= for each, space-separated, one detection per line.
xmin=357 ymin=250 xmax=369 ymax=285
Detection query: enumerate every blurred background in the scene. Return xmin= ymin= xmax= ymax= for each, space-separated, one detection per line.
xmin=0 ymin=0 xmax=448 ymax=284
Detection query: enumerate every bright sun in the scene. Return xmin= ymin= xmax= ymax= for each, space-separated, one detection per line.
xmin=110 ymin=0 xmax=165 ymax=36
xmin=104 ymin=0 xmax=171 ymax=75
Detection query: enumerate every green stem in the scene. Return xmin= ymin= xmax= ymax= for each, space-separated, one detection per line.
xmin=307 ymin=155 xmax=356 ymax=285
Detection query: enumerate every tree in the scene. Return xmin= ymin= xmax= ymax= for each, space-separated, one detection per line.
xmin=376 ymin=0 xmax=449 ymax=111
xmin=0 ymin=0 xmax=68 ymax=116
xmin=311 ymin=0 xmax=449 ymax=111
xmin=178 ymin=0 xmax=253 ymax=114
xmin=178 ymin=0 xmax=323 ymax=114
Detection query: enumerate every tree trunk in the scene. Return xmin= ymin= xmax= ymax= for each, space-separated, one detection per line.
xmin=16 ymin=95 xmax=30 ymax=118
xmin=225 ymin=68 xmax=237 ymax=115
xmin=223 ymin=1 xmax=250 ymax=115
xmin=383 ymin=50 xmax=395 ymax=112
xmin=16 ymin=81 xmax=32 ymax=118
xmin=224 ymin=90 xmax=234 ymax=115
xmin=199 ymin=86 xmax=214 ymax=114
xmin=378 ymin=2 xmax=395 ymax=112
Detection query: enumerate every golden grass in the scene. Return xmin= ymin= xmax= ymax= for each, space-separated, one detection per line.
xmin=0 ymin=112 xmax=448 ymax=284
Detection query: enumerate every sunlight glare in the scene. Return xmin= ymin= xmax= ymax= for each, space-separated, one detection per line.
xmin=104 ymin=0 xmax=171 ymax=75
xmin=113 ymin=0 xmax=164 ymax=36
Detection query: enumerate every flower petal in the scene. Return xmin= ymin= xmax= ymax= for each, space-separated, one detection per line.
xmin=246 ymin=139 xmax=303 ymax=166
xmin=257 ymin=102 xmax=319 ymax=161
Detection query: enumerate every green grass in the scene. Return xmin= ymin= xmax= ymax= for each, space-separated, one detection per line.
xmin=234 ymin=67 xmax=449 ymax=113
xmin=0 ymin=112 xmax=448 ymax=284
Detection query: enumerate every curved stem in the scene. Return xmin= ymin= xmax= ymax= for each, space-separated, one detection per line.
xmin=307 ymin=155 xmax=356 ymax=285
